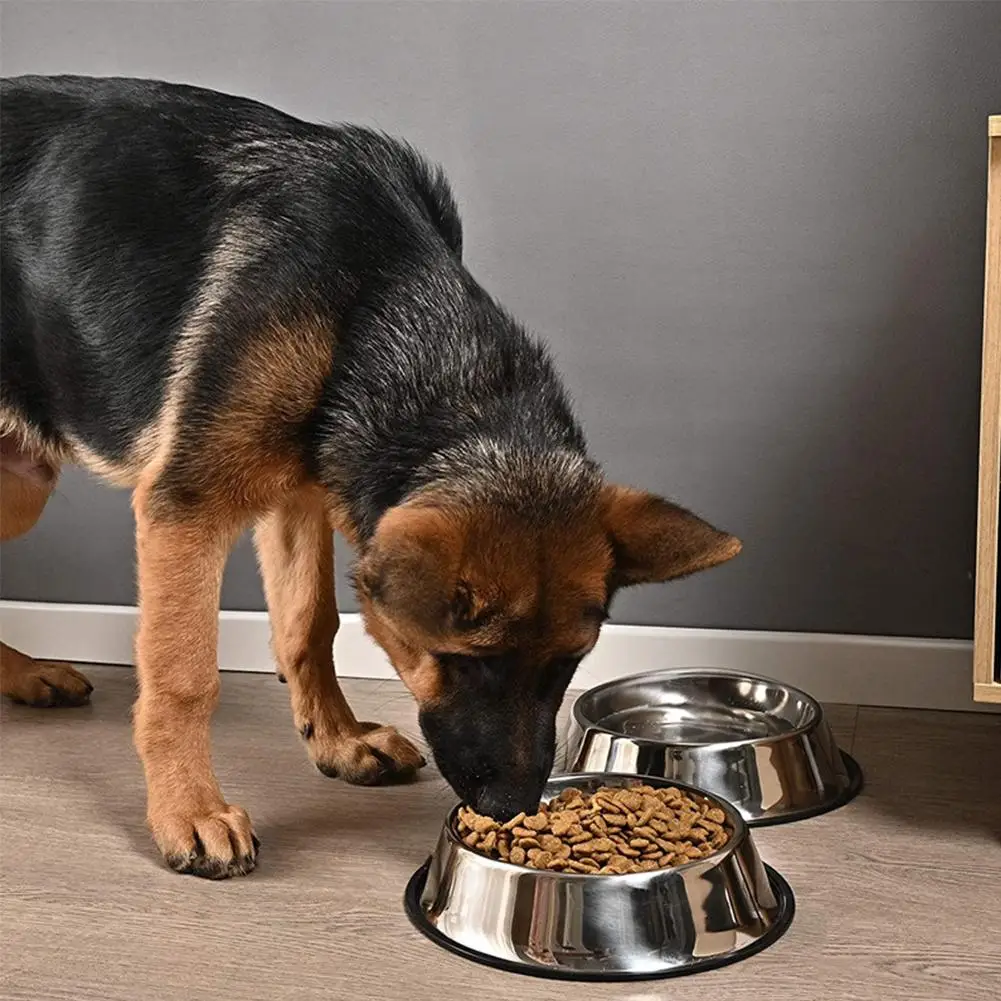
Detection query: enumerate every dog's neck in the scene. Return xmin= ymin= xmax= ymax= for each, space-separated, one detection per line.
xmin=310 ymin=264 xmax=599 ymax=542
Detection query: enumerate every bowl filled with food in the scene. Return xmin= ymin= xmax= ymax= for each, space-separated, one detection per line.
xmin=565 ymin=669 xmax=863 ymax=826
xmin=404 ymin=773 xmax=794 ymax=980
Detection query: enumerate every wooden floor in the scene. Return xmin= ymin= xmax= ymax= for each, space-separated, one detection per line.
xmin=1 ymin=665 xmax=999 ymax=1001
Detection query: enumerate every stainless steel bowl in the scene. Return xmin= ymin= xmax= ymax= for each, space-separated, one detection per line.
xmin=566 ymin=669 xmax=863 ymax=826
xmin=404 ymin=773 xmax=794 ymax=981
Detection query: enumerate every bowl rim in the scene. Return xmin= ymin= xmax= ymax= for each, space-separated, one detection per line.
xmin=570 ymin=667 xmax=827 ymax=749
xmin=443 ymin=771 xmax=748 ymax=879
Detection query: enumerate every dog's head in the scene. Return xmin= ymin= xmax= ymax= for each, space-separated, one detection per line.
xmin=355 ymin=480 xmax=740 ymax=819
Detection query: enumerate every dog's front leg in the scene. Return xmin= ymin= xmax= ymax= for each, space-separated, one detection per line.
xmin=254 ymin=487 xmax=425 ymax=785
xmin=132 ymin=486 xmax=257 ymax=878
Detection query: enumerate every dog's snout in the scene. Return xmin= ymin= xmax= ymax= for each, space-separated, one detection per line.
xmin=420 ymin=698 xmax=557 ymax=822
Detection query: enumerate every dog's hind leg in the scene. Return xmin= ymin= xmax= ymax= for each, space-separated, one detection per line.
xmin=253 ymin=486 xmax=425 ymax=785
xmin=0 ymin=434 xmax=93 ymax=706
xmin=0 ymin=641 xmax=93 ymax=707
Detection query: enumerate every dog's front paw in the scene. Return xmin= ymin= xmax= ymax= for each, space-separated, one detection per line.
xmin=2 ymin=657 xmax=93 ymax=707
xmin=310 ymin=722 xmax=426 ymax=785
xmin=149 ymin=799 xmax=259 ymax=879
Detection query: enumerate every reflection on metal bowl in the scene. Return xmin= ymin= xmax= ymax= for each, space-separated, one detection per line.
xmin=566 ymin=669 xmax=862 ymax=826
xmin=405 ymin=773 xmax=794 ymax=981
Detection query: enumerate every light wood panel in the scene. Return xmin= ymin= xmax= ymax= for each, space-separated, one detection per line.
xmin=3 ymin=667 xmax=1001 ymax=1001
xmin=974 ymin=115 xmax=1001 ymax=703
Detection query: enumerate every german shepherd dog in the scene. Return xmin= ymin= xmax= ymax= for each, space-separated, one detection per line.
xmin=1 ymin=76 xmax=741 ymax=879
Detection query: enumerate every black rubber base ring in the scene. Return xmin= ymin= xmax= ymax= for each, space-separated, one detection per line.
xmin=404 ymin=862 xmax=795 ymax=982
xmin=746 ymin=750 xmax=864 ymax=828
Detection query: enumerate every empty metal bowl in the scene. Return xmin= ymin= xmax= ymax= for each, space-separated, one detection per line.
xmin=404 ymin=773 xmax=794 ymax=981
xmin=566 ymin=669 xmax=863 ymax=826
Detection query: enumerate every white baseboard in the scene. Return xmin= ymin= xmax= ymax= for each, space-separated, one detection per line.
xmin=1 ymin=600 xmax=994 ymax=713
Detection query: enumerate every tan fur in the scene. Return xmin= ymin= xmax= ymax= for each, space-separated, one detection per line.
xmin=0 ymin=444 xmax=93 ymax=705
xmin=323 ymin=491 xmax=360 ymax=546
xmin=123 ymin=313 xmax=344 ymax=872
xmin=191 ymin=320 xmax=335 ymax=511
xmin=253 ymin=487 xmax=423 ymax=782
xmin=357 ymin=500 xmax=614 ymax=706
xmin=359 ymin=597 xmax=444 ymax=704
xmin=358 ymin=487 xmax=741 ymax=711
xmin=599 ymin=484 xmax=743 ymax=585
xmin=0 ymin=641 xmax=93 ymax=705
xmin=0 ymin=457 xmax=56 ymax=542
xmin=131 ymin=484 xmax=256 ymax=872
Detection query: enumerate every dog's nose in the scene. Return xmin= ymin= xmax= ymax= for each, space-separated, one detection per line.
xmin=472 ymin=785 xmax=543 ymax=823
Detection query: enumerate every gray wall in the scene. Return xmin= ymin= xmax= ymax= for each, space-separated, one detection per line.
xmin=2 ymin=1 xmax=999 ymax=639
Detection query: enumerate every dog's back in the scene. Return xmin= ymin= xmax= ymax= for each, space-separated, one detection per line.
xmin=0 ymin=75 xmax=464 ymax=485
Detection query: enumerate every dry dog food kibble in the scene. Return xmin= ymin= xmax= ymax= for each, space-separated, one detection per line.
xmin=456 ymin=784 xmax=730 ymax=875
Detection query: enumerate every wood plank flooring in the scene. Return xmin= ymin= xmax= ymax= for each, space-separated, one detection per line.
xmin=1 ymin=666 xmax=999 ymax=1001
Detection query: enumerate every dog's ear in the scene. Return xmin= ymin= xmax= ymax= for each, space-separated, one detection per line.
xmin=356 ymin=504 xmax=478 ymax=638
xmin=601 ymin=485 xmax=741 ymax=588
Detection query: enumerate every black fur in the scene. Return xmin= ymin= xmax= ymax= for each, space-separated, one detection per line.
xmin=2 ymin=75 xmax=596 ymax=528
xmin=314 ymin=270 xmax=598 ymax=540
xmin=3 ymin=76 xmax=223 ymax=459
